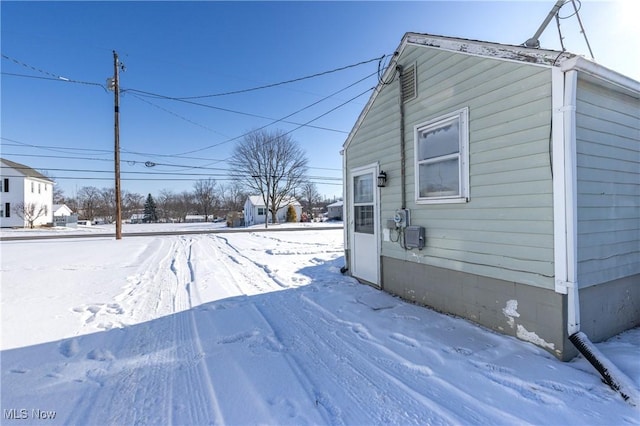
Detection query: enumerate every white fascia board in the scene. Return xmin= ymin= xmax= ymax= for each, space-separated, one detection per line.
xmin=561 ymin=56 xmax=640 ymax=97
xmin=405 ymin=33 xmax=574 ymax=68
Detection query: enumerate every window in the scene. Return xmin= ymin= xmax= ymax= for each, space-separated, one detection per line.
xmin=38 ymin=183 xmax=41 ymax=194
xmin=414 ymin=108 xmax=469 ymax=203
xmin=5 ymin=202 xmax=10 ymax=218
xmin=2 ymin=178 xmax=8 ymax=192
xmin=353 ymin=174 xmax=374 ymax=234
xmin=31 ymin=181 xmax=34 ymax=193
xmin=258 ymin=207 xmax=266 ymax=216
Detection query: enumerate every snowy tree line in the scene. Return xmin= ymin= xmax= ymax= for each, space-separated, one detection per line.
xmin=56 ymin=180 xmax=334 ymax=224
xmin=57 ymin=181 xmax=241 ymax=223
xmin=52 ymin=129 xmax=340 ymax=224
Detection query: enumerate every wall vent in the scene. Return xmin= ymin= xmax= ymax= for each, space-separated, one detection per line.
xmin=400 ymin=63 xmax=417 ymax=103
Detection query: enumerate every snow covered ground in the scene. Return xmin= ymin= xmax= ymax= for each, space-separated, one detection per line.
xmin=1 ymin=226 xmax=639 ymax=425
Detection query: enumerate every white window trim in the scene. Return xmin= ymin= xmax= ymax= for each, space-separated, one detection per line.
xmin=414 ymin=107 xmax=470 ymax=204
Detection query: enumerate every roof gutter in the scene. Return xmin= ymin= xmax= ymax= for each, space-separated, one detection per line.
xmin=560 ymin=56 xmax=640 ymax=97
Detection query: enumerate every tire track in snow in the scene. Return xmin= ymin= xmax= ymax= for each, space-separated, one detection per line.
xmin=66 ymin=235 xmax=224 ymax=425
xmin=249 ymin=294 xmax=463 ymax=425
xmin=202 ymin=235 xmax=286 ymax=294
xmin=188 ymin=235 xmax=264 ymax=297
xmin=299 ymin=294 xmax=530 ymax=425
xmin=212 ymin=235 xmax=289 ymax=290
xmin=114 ymin=238 xmax=183 ymax=320
xmin=165 ymin=235 xmax=225 ymax=424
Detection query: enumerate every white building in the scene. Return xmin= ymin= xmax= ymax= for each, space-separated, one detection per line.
xmin=326 ymin=201 xmax=343 ymax=220
xmin=1 ymin=158 xmax=54 ymax=228
xmin=243 ymin=195 xmax=302 ymax=226
xmin=53 ymin=204 xmax=73 ymax=217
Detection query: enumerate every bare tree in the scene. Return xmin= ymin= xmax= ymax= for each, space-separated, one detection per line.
xmin=77 ymin=186 xmax=101 ymax=221
xmin=219 ymin=182 xmax=247 ymax=214
xmin=122 ymin=190 xmax=144 ymax=221
xmin=99 ymin=187 xmax=116 ymax=223
xmin=65 ymin=196 xmax=79 ymax=214
xmin=157 ymin=189 xmax=175 ymax=222
xmin=229 ymin=129 xmax=308 ymax=225
xmin=52 ymin=184 xmax=65 ymax=204
xmin=176 ymin=191 xmax=195 ymax=222
xmin=13 ymin=202 xmax=48 ymax=228
xmin=193 ymin=178 xmax=218 ymax=221
xmin=299 ymin=181 xmax=321 ymax=215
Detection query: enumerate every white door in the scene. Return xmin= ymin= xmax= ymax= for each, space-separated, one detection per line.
xmin=350 ymin=166 xmax=379 ymax=286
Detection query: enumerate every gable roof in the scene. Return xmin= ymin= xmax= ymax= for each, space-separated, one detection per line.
xmin=247 ymin=195 xmax=265 ymax=207
xmin=53 ymin=204 xmax=73 ymax=212
xmin=246 ymin=195 xmax=301 ymax=208
xmin=0 ymin=158 xmax=54 ymax=182
xmin=343 ymin=32 xmax=638 ymax=151
xmin=401 ymin=33 xmax=574 ymax=67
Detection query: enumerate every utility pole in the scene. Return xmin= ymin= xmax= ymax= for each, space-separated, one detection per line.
xmin=112 ymin=51 xmax=123 ymax=240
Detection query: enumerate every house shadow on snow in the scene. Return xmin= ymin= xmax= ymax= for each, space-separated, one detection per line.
xmin=2 ymin=256 xmax=638 ymax=425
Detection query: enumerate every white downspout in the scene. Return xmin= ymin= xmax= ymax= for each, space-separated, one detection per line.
xmin=552 ymin=67 xmax=638 ymax=406
xmin=551 ymin=66 xmax=579 ymax=335
xmin=340 ymin=148 xmax=349 ymax=273
xmin=563 ymin=69 xmax=579 ymax=335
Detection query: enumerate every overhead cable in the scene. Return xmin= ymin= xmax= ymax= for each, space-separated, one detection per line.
xmin=171 ymin=71 xmax=377 ymax=158
xmin=2 ymin=140 xmax=341 ymax=172
xmin=129 ymin=55 xmax=387 ymax=100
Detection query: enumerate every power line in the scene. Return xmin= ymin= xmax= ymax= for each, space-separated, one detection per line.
xmin=0 ymin=173 xmax=343 ymax=185
xmin=1 ymin=152 xmax=113 ymax=163
xmin=2 ymin=53 xmax=373 ymax=144
xmin=107 ymin=73 xmax=375 ymax=172
xmin=1 ymin=149 xmax=341 ymax=173
xmin=127 ymin=92 xmax=230 ymax=137
xmin=1 ymin=72 xmax=106 ymax=90
xmin=1 ymin=138 xmax=113 ymax=156
xmin=125 ymin=89 xmax=349 ymax=135
xmin=2 ymin=52 xmax=360 ymax=182
xmin=126 ymin=55 xmax=387 ymax=100
xmin=170 ymin=71 xmax=377 ymax=158
xmin=2 ymin=53 xmax=72 ymax=80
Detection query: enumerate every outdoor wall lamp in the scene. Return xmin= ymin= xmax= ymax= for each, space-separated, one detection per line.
xmin=377 ymin=170 xmax=387 ymax=187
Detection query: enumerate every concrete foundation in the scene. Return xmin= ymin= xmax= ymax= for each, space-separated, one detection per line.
xmin=579 ymin=274 xmax=640 ymax=343
xmin=375 ymin=258 xmax=630 ymax=361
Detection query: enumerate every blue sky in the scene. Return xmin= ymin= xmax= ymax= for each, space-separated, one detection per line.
xmin=2 ymin=1 xmax=638 ymax=200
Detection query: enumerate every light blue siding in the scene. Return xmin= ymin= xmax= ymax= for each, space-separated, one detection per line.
xmin=575 ymin=77 xmax=640 ymax=287
xmin=345 ymin=44 xmax=555 ymax=288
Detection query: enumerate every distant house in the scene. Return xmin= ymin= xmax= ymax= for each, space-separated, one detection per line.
xmin=53 ymin=204 xmax=73 ymax=217
xmin=342 ymin=32 xmax=639 ymax=360
xmin=52 ymin=203 xmax=77 ymax=227
xmin=130 ymin=213 xmax=146 ymax=224
xmin=326 ymin=201 xmax=343 ymax=220
xmin=185 ymin=214 xmax=206 ymax=223
xmin=0 ymin=158 xmax=54 ymax=228
xmin=243 ymin=195 xmax=302 ymax=226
